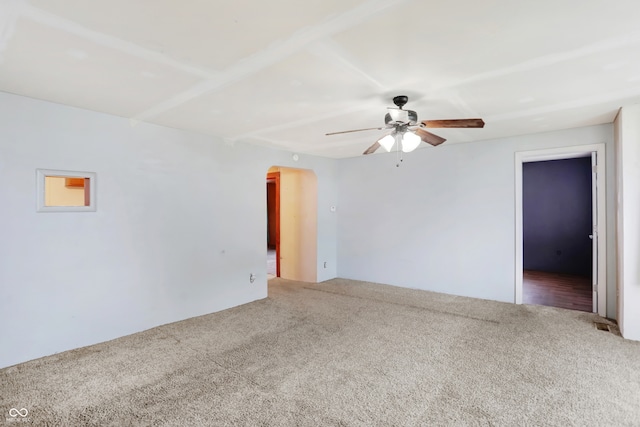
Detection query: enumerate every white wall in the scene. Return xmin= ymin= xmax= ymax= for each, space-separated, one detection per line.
xmin=0 ymin=92 xmax=338 ymax=368
xmin=337 ymin=125 xmax=617 ymax=317
xmin=614 ymin=105 xmax=640 ymax=340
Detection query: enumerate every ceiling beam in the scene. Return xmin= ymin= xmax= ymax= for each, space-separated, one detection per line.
xmin=131 ymin=0 xmax=411 ymax=123
xmin=306 ymin=38 xmax=387 ymax=91
xmin=21 ymin=3 xmax=219 ymax=79
xmin=430 ymin=30 xmax=640 ymax=94
xmin=230 ymin=103 xmax=372 ymax=142
xmin=484 ymin=86 xmax=640 ymax=123
xmin=0 ymin=0 xmax=25 ymax=61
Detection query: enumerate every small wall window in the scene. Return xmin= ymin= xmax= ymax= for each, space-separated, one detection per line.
xmin=36 ymin=169 xmax=96 ymax=212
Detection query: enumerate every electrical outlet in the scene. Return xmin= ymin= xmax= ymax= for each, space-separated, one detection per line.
xmin=324 ymin=262 xmax=327 ymax=268
xmin=249 ymin=273 xmax=256 ymax=283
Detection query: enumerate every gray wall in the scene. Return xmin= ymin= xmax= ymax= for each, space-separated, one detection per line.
xmin=523 ymin=157 xmax=592 ymax=276
xmin=337 ymin=125 xmax=616 ymax=316
xmin=0 ymin=92 xmax=338 ymax=368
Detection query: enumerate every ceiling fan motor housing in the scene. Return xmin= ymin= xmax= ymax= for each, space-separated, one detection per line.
xmin=385 ymin=109 xmax=418 ymax=126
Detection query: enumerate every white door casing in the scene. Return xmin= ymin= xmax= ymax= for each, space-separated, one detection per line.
xmin=591 ymin=151 xmax=598 ymax=313
xmin=514 ymin=143 xmax=607 ymax=316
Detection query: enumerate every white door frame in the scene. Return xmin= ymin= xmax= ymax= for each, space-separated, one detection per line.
xmin=514 ymin=143 xmax=607 ymax=316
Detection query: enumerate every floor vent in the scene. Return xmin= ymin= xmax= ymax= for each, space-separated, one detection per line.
xmin=594 ymin=322 xmax=610 ymax=332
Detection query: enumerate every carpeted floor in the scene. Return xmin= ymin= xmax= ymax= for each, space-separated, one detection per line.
xmin=1 ymin=278 xmax=639 ymax=426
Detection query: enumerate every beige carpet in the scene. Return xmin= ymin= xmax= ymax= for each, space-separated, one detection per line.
xmin=1 ymin=278 xmax=639 ymax=426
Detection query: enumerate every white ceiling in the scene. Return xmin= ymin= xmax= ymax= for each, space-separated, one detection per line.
xmin=1 ymin=0 xmax=640 ymax=158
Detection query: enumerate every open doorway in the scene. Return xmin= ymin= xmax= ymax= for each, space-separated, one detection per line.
xmin=522 ymin=157 xmax=592 ymax=312
xmin=266 ymin=166 xmax=318 ymax=283
xmin=266 ymin=171 xmax=280 ymax=279
xmin=515 ymin=144 xmax=607 ymax=316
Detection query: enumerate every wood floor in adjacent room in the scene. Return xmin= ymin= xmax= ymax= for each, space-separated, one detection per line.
xmin=523 ymin=269 xmax=592 ymax=312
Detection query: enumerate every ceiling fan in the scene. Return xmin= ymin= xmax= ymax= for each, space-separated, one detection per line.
xmin=326 ymin=96 xmax=485 ymax=155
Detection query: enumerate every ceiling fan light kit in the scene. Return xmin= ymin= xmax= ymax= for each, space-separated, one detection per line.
xmin=378 ymin=130 xmax=421 ymax=153
xmin=400 ymin=131 xmax=421 ymax=153
xmin=379 ymin=134 xmax=395 ymax=152
xmin=326 ymin=95 xmax=485 ymax=159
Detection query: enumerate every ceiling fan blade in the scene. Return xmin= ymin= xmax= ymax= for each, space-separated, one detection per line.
xmin=415 ymin=128 xmax=446 ymax=146
xmin=326 ymin=126 xmax=385 ymax=136
xmin=421 ymin=118 xmax=485 ymax=128
xmin=363 ymin=141 xmax=381 ymax=155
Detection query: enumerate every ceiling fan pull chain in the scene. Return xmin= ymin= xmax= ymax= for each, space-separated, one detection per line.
xmin=396 ymin=137 xmax=403 ymax=167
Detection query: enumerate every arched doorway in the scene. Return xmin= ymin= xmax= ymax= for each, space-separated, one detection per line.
xmin=266 ymin=166 xmax=318 ymax=282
